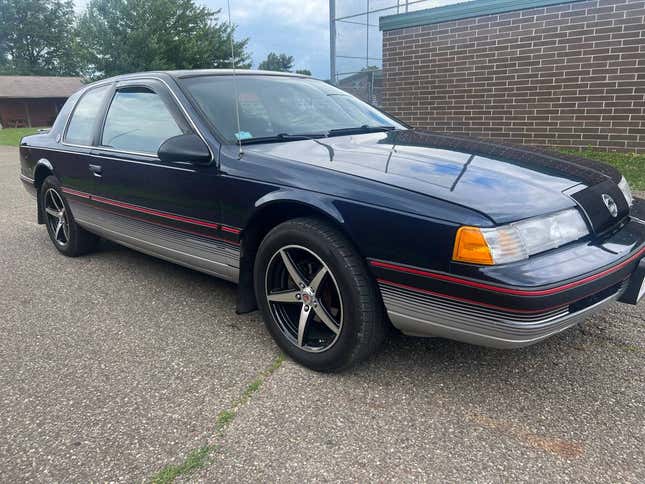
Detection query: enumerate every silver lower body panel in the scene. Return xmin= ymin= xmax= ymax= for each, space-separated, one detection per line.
xmin=380 ymin=282 xmax=624 ymax=348
xmin=20 ymin=175 xmax=37 ymax=198
xmin=70 ymin=200 xmax=240 ymax=283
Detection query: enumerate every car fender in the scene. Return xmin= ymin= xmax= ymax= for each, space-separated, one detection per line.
xmin=34 ymin=158 xmax=55 ymax=180
xmin=251 ymin=188 xmax=346 ymax=226
xmin=235 ymin=189 xmax=348 ymax=315
xmin=33 ymin=158 xmax=55 ymax=224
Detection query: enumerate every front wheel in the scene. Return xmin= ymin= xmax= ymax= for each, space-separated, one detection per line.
xmin=254 ymin=218 xmax=387 ymax=372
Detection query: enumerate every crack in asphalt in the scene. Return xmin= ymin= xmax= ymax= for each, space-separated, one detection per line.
xmin=149 ymin=354 xmax=285 ymax=484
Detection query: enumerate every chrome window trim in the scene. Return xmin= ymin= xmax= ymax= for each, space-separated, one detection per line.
xmin=36 ymin=146 xmax=196 ymax=173
xmin=60 ymin=76 xmax=215 ymax=163
xmin=62 ymin=82 xmax=113 ymax=148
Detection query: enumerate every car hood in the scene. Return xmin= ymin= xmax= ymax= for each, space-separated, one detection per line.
xmin=242 ymin=130 xmax=623 ymax=225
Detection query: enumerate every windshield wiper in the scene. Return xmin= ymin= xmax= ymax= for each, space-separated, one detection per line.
xmin=276 ymin=132 xmax=328 ymax=140
xmin=239 ymin=132 xmax=327 ymax=145
xmin=237 ymin=126 xmax=395 ymax=145
xmin=327 ymin=125 xmax=396 ymax=137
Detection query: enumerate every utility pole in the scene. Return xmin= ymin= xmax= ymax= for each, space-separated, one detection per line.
xmin=366 ymin=0 xmax=370 ymax=70
xmin=329 ymin=0 xmax=336 ymax=84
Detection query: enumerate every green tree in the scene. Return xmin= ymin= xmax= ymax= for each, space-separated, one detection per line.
xmin=77 ymin=0 xmax=251 ymax=80
xmin=258 ymin=52 xmax=294 ymax=72
xmin=0 ymin=0 xmax=79 ymax=75
xmin=295 ymin=69 xmax=311 ymax=76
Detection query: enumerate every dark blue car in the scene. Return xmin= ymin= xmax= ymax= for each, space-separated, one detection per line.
xmin=19 ymin=70 xmax=645 ymax=371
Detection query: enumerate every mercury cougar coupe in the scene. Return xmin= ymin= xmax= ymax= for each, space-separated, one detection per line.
xmin=19 ymin=70 xmax=645 ymax=371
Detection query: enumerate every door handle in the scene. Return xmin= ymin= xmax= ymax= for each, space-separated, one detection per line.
xmin=89 ymin=164 xmax=103 ymax=177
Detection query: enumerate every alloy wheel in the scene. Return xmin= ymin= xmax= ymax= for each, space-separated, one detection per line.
xmin=44 ymin=188 xmax=70 ymax=246
xmin=265 ymin=245 xmax=343 ymax=352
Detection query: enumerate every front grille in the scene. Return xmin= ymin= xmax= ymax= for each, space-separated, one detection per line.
xmin=570 ymin=180 xmax=630 ymax=233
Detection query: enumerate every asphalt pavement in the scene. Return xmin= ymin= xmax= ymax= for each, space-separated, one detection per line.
xmin=0 ymin=146 xmax=643 ymax=482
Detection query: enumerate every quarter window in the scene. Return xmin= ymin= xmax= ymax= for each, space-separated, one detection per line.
xmin=64 ymin=85 xmax=110 ymax=145
xmin=101 ymin=88 xmax=184 ymax=154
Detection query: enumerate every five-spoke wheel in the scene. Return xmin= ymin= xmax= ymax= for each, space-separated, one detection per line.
xmin=255 ymin=218 xmax=387 ymax=372
xmin=266 ymin=246 xmax=343 ymax=352
xmin=40 ymin=176 xmax=99 ymax=256
xmin=44 ymin=188 xmax=70 ymax=246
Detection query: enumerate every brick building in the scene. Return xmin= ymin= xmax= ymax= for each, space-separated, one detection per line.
xmin=380 ymin=0 xmax=645 ymax=152
xmin=0 ymin=76 xmax=83 ymax=128
xmin=338 ymin=69 xmax=384 ymax=106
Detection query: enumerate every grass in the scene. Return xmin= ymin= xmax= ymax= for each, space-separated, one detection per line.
xmin=149 ymin=446 xmax=213 ymax=484
xmin=149 ymin=354 xmax=285 ymax=484
xmin=214 ymin=409 xmax=236 ymax=431
xmin=0 ymin=127 xmax=41 ymax=146
xmin=557 ymin=148 xmax=645 ymax=191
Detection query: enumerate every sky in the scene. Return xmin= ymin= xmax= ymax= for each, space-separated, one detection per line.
xmin=207 ymin=0 xmax=463 ymax=79
xmin=207 ymin=0 xmax=331 ymax=79
xmin=71 ymin=1 xmax=459 ymax=80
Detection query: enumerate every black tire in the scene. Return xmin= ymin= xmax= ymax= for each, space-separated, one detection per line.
xmin=254 ymin=217 xmax=387 ymax=372
xmin=40 ymin=176 xmax=99 ymax=256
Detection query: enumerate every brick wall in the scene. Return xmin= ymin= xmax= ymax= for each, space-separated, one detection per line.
xmin=382 ymin=0 xmax=645 ymax=152
xmin=338 ymin=71 xmax=384 ymax=106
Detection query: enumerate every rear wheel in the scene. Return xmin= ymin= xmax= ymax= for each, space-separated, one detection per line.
xmin=40 ymin=176 xmax=99 ymax=256
xmin=254 ymin=218 xmax=387 ymax=372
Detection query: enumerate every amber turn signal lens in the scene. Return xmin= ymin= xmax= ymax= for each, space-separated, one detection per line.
xmin=452 ymin=226 xmax=494 ymax=265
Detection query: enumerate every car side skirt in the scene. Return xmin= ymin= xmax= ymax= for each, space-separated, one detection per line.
xmin=20 ymin=175 xmax=37 ymax=197
xmin=67 ymin=196 xmax=241 ymax=283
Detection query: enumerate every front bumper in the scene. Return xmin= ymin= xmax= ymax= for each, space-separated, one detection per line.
xmin=371 ymin=216 xmax=645 ymax=348
xmin=379 ymin=278 xmax=627 ymax=348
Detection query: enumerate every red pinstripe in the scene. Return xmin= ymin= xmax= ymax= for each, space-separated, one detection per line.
xmin=378 ymin=277 xmax=627 ymax=315
xmin=90 ymin=195 xmax=221 ymax=230
xmin=61 ymin=187 xmax=242 ymax=235
xmin=61 ymin=187 xmax=90 ymax=199
xmin=371 ymin=248 xmax=645 ymax=297
xmin=72 ymin=198 xmax=240 ymax=246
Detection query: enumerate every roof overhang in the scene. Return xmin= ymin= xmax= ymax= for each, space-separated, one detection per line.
xmin=0 ymin=76 xmax=84 ymax=99
xmin=380 ymin=0 xmax=586 ymax=31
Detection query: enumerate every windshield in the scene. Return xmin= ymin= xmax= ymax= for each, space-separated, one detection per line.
xmin=181 ymin=75 xmax=406 ymax=142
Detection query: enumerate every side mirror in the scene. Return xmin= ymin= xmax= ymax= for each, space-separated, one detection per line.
xmin=158 ymin=134 xmax=211 ymax=165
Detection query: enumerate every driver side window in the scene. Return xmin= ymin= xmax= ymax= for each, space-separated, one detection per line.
xmin=101 ymin=87 xmax=184 ymax=154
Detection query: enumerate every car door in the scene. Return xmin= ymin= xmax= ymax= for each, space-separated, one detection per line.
xmin=54 ymin=83 xmax=112 ymax=197
xmin=72 ymin=78 xmax=240 ymax=282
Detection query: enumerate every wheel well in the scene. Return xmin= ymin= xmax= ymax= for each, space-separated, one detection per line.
xmin=34 ymin=165 xmax=53 ymax=189
xmin=235 ymin=201 xmax=349 ymax=314
xmin=34 ymin=165 xmax=53 ymax=224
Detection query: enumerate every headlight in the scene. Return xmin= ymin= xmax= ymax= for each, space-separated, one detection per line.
xmin=618 ymin=176 xmax=633 ymax=207
xmin=453 ymin=209 xmax=590 ymax=265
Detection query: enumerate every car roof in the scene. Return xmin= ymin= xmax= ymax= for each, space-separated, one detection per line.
xmin=85 ymin=69 xmax=310 ymax=88
xmin=166 ymin=69 xmax=310 ymax=79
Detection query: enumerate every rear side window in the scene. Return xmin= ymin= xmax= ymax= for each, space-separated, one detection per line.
xmin=64 ymin=85 xmax=110 ymax=145
xmin=101 ymin=88 xmax=184 ymax=154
